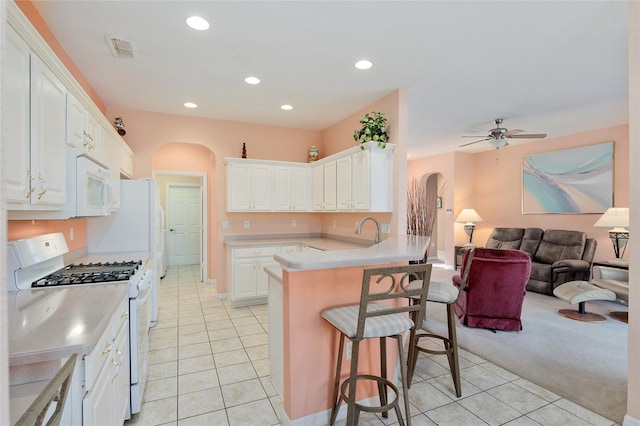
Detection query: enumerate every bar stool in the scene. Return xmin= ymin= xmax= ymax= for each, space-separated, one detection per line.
xmin=407 ymin=248 xmax=475 ymax=398
xmin=321 ymin=263 xmax=432 ymax=426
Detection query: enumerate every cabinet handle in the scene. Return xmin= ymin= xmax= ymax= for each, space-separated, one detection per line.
xmin=101 ymin=343 xmax=112 ymax=356
xmin=112 ymin=359 xmax=121 ymax=366
xmin=26 ymin=188 xmax=36 ymax=199
xmin=36 ymin=175 xmax=47 ymax=200
xmin=120 ymin=311 xmax=128 ymax=318
xmin=37 ymin=189 xmax=47 ymax=200
xmin=112 ymin=373 xmax=118 ymax=383
xmin=116 ymin=349 xmax=122 ymax=356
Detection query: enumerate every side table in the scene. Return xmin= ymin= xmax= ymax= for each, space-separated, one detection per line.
xmin=454 ymin=246 xmax=467 ymax=270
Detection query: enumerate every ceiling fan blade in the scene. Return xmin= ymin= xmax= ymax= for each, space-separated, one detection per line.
xmin=461 ymin=135 xmax=489 ymax=138
xmin=504 ymin=129 xmax=524 ymax=136
xmin=460 ymin=138 xmax=491 ymax=147
xmin=508 ymin=133 xmax=547 ymax=139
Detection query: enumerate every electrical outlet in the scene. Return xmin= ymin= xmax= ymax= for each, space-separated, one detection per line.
xmin=381 ymin=223 xmax=390 ymax=234
xmin=292 ymin=219 xmax=297 ymax=228
xmin=222 ymin=220 xmax=229 ymax=229
xmin=346 ymin=341 xmax=353 ymax=360
xmin=244 ymin=220 xmax=250 ymax=229
xmin=69 ymin=227 xmax=74 ymax=241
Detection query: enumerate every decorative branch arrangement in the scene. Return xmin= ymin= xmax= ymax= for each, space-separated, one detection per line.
xmin=407 ymin=176 xmax=448 ymax=260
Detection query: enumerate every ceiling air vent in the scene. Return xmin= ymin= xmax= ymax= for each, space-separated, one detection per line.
xmin=106 ymin=36 xmax=135 ymax=59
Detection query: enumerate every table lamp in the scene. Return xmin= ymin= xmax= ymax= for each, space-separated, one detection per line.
xmin=455 ymin=209 xmax=483 ymax=245
xmin=594 ymin=207 xmax=629 ymax=265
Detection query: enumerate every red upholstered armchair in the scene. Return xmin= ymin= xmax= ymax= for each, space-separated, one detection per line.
xmin=453 ymin=248 xmax=532 ymax=331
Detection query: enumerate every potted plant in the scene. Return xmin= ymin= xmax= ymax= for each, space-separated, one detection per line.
xmin=353 ymin=111 xmax=389 ymax=149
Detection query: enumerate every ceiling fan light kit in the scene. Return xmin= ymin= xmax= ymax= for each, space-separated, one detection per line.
xmin=460 ymin=118 xmax=547 ymax=149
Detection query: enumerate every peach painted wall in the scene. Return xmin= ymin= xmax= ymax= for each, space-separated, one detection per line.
xmin=106 ymin=106 xmax=323 ymax=294
xmin=7 ymin=219 xmax=87 ymax=252
xmin=15 ymin=0 xmax=105 ymax=113
xmin=408 ymin=124 xmax=629 ymax=266
xmin=319 ymin=90 xmax=407 ymax=240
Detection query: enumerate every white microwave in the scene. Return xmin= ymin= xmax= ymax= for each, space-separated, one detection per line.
xmin=75 ymin=155 xmax=113 ymax=217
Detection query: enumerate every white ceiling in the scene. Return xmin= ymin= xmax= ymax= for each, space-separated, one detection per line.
xmin=31 ymin=1 xmax=629 ymax=159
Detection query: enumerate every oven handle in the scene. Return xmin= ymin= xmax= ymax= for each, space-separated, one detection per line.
xmin=136 ymin=277 xmax=153 ymax=306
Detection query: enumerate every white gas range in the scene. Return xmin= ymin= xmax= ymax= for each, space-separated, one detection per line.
xmin=7 ymin=232 xmax=153 ymax=416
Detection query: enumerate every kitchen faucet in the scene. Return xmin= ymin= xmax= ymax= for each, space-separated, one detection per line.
xmin=355 ymin=216 xmax=382 ymax=244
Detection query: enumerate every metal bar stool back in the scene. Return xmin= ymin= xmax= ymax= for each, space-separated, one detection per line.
xmin=321 ymin=263 xmax=433 ymax=426
xmin=407 ymin=247 xmax=475 ymax=398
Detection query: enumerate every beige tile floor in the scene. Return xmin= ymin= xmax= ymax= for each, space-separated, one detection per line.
xmin=126 ymin=265 xmax=617 ymax=426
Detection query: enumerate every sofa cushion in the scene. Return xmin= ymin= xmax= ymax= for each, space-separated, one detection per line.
xmin=533 ymin=229 xmax=586 ymax=265
xmin=519 ymin=228 xmax=544 ymax=257
xmin=485 ymin=228 xmax=525 ymax=250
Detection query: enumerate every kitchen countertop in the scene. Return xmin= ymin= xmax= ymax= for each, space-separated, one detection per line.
xmin=8 ymin=283 xmax=129 ymax=366
xmin=223 ymin=235 xmax=371 ymax=251
xmin=274 ymin=235 xmax=430 ymax=271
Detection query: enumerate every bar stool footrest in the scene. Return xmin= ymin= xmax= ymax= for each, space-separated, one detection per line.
xmin=415 ymin=331 xmax=453 ymax=357
xmin=340 ymin=374 xmax=400 ymax=414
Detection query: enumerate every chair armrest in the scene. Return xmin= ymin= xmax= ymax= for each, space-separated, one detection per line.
xmin=452 ymin=274 xmax=463 ymax=288
xmin=593 ymin=265 xmax=629 ymax=281
xmin=551 ymin=259 xmax=590 ymax=271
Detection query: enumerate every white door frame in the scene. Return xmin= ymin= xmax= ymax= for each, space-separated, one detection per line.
xmin=153 ymin=171 xmax=207 ymax=282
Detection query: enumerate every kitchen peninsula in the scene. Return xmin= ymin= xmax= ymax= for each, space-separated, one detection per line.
xmin=266 ymin=235 xmax=429 ymax=425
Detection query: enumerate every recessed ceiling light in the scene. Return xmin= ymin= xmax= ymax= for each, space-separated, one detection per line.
xmin=244 ymin=76 xmax=261 ymax=85
xmin=355 ymin=59 xmax=373 ymax=70
xmin=281 ymin=104 xmax=293 ymax=111
xmin=184 ymin=102 xmax=198 ymax=108
xmin=186 ymin=16 xmax=210 ymax=31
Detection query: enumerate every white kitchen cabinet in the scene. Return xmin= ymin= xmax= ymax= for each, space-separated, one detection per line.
xmin=227 ymin=161 xmax=273 ymax=211
xmin=82 ymin=294 xmax=129 ymax=425
xmin=336 ymin=155 xmax=352 ymax=210
xmin=230 ymin=246 xmax=279 ymax=306
xmin=66 ymin=93 xmax=102 ymax=160
xmin=118 ymin=138 xmax=134 ymax=179
xmin=104 ymin=133 xmax=120 ymax=211
xmin=333 ymin=145 xmax=393 ymax=212
xmin=4 ymin=24 xmax=31 ymax=205
xmin=311 ymin=161 xmax=337 ymax=211
xmin=5 ymin=25 xmax=67 ymax=209
xmin=274 ymin=165 xmax=310 ymax=211
xmin=29 ymin=54 xmax=67 ymax=207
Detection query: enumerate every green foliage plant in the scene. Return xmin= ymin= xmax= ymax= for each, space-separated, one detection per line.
xmin=353 ymin=111 xmax=389 ymax=149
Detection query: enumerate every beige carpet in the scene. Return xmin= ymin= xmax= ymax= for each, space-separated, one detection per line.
xmin=425 ymin=265 xmax=628 ymax=423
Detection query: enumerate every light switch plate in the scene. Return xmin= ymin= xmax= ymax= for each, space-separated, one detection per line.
xmin=222 ymin=220 xmax=229 ymax=229
xmin=244 ymin=220 xmax=250 ymax=229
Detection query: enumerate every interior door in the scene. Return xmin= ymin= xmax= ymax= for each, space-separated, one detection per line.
xmin=167 ymin=184 xmax=202 ymax=266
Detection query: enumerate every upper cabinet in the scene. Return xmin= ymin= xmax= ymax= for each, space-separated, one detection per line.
xmin=66 ymin=92 xmax=103 ymax=162
xmin=226 ymin=160 xmax=273 ymax=211
xmin=225 ymin=142 xmax=394 ymax=213
xmin=274 ymin=165 xmax=310 ymax=211
xmin=5 ymin=24 xmax=66 ymax=209
xmin=4 ymin=3 xmax=134 ymax=217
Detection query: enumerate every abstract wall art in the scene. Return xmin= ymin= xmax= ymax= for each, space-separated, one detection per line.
xmin=522 ymin=141 xmax=614 ymax=214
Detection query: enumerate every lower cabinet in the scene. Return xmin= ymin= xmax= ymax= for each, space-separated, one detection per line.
xmin=83 ymin=295 xmax=129 ymax=425
xmin=231 ymin=246 xmax=279 ymax=306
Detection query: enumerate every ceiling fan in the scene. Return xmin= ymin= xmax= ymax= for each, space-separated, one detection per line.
xmin=460 ymin=118 xmax=547 ymax=149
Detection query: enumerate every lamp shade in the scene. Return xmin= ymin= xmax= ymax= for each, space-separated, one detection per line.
xmin=594 ymin=207 xmax=629 ymax=229
xmin=455 ymin=209 xmax=483 ymax=224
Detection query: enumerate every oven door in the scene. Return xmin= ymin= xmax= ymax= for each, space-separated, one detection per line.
xmin=129 ymin=280 xmax=152 ymax=414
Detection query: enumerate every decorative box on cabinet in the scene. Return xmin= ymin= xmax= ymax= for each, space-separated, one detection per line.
xmin=5 ymin=23 xmax=67 ymax=210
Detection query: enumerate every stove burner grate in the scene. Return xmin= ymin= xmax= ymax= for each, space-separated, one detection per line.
xmin=31 ymin=260 xmax=142 ymax=288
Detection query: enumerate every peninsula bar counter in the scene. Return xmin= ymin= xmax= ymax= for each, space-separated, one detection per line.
xmin=267 ymin=235 xmax=430 ymax=425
